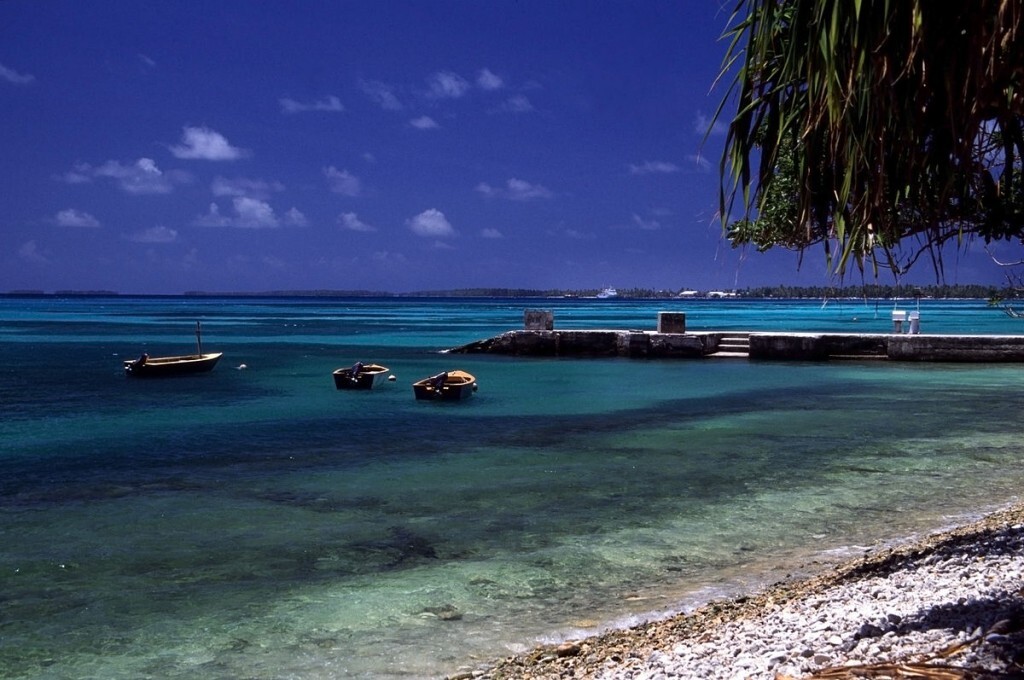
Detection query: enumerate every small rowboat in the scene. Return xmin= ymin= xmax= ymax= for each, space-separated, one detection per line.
xmin=412 ymin=369 xmax=477 ymax=401
xmin=124 ymin=320 xmax=222 ymax=378
xmin=333 ymin=362 xmax=390 ymax=390
xmin=124 ymin=352 xmax=222 ymax=377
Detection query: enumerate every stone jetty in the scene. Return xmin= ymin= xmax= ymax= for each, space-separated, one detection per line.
xmin=446 ymin=311 xmax=1024 ymax=362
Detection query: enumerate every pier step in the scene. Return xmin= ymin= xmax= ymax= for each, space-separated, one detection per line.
xmin=711 ymin=334 xmax=750 ymax=358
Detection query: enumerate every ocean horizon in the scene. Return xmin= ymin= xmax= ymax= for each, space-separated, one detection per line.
xmin=3 ymin=295 xmax=1023 ymax=678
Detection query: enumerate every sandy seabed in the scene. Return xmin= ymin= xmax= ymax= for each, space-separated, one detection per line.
xmin=449 ymin=502 xmax=1024 ymax=680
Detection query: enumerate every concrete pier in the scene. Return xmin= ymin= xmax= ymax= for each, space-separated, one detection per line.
xmin=447 ymin=329 xmax=1024 ymax=362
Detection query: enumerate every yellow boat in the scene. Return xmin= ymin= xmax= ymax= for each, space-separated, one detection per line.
xmin=412 ymin=369 xmax=477 ymax=401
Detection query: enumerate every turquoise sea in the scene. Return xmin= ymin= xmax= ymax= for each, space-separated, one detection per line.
xmin=2 ymin=295 xmax=1023 ymax=679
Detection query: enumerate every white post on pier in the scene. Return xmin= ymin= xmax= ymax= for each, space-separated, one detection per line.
xmin=891 ymin=310 xmax=906 ymax=334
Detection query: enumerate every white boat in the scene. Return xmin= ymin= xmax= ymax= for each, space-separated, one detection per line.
xmin=596 ymin=287 xmax=618 ymax=299
xmin=124 ymin=321 xmax=222 ymax=378
xmin=124 ymin=352 xmax=222 ymax=377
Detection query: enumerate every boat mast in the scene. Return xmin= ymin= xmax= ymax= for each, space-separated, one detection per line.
xmin=195 ymin=320 xmax=203 ymax=356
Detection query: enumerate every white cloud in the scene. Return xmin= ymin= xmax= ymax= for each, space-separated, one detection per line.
xmin=195 ymin=198 xmax=303 ymax=229
xmin=426 ymin=71 xmax=470 ymax=99
xmin=628 ymin=160 xmax=680 ymax=175
xmin=501 ymin=95 xmax=533 ymax=113
xmin=284 ymin=207 xmax=308 ymax=226
xmin=0 ymin=63 xmax=34 ymax=85
xmin=170 ymin=126 xmax=248 ymax=160
xmin=477 ymin=68 xmax=504 ymax=91
xmin=476 ymin=178 xmax=553 ymax=201
xmin=138 ymin=53 xmax=157 ymax=69
xmin=59 ymin=164 xmax=93 ymax=184
xmin=339 ymin=212 xmax=375 ymax=232
xmin=233 ymin=197 xmax=279 ymax=228
xmin=64 ymin=158 xmax=189 ymax=194
xmin=695 ymin=112 xmax=729 ymax=136
xmin=55 ymin=208 xmax=100 ymax=228
xmin=631 ymin=214 xmax=661 ymax=230
xmin=182 ymin=247 xmax=199 ymax=269
xmin=687 ymin=154 xmax=712 ymax=172
xmin=371 ymin=250 xmax=408 ymax=266
xmin=279 ymin=95 xmax=344 ymax=114
xmin=407 ymin=208 xmax=455 ymax=237
xmin=128 ymin=226 xmax=178 ymax=243
xmin=18 ymin=240 xmax=49 ymax=264
xmin=324 ymin=166 xmax=362 ymax=196
xmin=506 ymin=178 xmax=553 ymax=200
xmin=410 ymin=115 xmax=439 ymax=130
xmin=261 ymin=255 xmax=287 ymax=270
xmin=564 ymin=229 xmax=594 ymax=240
xmin=359 ymin=79 xmax=402 ymax=110
xmin=212 ymin=176 xmax=284 ymax=199
xmin=481 ymin=228 xmax=503 ymax=239
xmin=195 ymin=202 xmax=231 ymax=227
xmin=110 ymin=158 xmax=183 ymax=193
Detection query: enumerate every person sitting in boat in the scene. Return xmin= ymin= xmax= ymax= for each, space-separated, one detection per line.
xmin=350 ymin=361 xmax=364 ymax=378
xmin=134 ymin=352 xmax=148 ymax=367
xmin=432 ymin=372 xmax=448 ymax=391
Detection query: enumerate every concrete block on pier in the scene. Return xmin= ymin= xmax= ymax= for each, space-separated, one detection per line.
xmin=524 ymin=309 xmax=554 ymax=330
xmin=657 ymin=312 xmax=686 ymax=333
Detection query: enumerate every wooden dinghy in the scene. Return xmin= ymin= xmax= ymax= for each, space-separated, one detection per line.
xmin=124 ymin=320 xmax=222 ymax=378
xmin=124 ymin=352 xmax=223 ymax=377
xmin=333 ymin=362 xmax=391 ymax=390
xmin=412 ymin=369 xmax=477 ymax=401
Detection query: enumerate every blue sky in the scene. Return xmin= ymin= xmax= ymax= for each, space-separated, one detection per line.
xmin=1 ymin=1 xmax=1015 ymax=294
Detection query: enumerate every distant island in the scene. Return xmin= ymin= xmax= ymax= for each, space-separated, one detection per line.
xmin=3 ymin=283 xmax=1017 ymax=300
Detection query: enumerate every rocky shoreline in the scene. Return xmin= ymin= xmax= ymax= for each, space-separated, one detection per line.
xmin=448 ymin=502 xmax=1024 ymax=679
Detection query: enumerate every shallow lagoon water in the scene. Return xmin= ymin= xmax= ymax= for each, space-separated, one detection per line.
xmin=2 ymin=296 xmax=1023 ymax=678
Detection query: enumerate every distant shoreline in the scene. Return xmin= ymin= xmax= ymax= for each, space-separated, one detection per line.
xmin=1 ymin=284 xmax=1015 ymax=301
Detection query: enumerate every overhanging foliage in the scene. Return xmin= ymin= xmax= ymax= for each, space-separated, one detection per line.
xmin=718 ymin=0 xmax=1024 ymax=278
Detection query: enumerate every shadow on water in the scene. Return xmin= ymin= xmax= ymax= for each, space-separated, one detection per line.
xmin=4 ymin=365 xmax=1017 ymax=507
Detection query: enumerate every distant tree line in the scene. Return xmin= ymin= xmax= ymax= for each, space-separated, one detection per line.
xmin=405 ymin=284 xmax=1015 ymax=300
xmin=399 ymin=288 xmax=559 ymax=298
xmin=5 ymin=284 xmax=1019 ymax=300
xmin=736 ymin=284 xmax=1012 ymax=300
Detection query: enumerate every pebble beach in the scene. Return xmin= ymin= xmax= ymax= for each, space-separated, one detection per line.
xmin=456 ymin=502 xmax=1024 ymax=680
